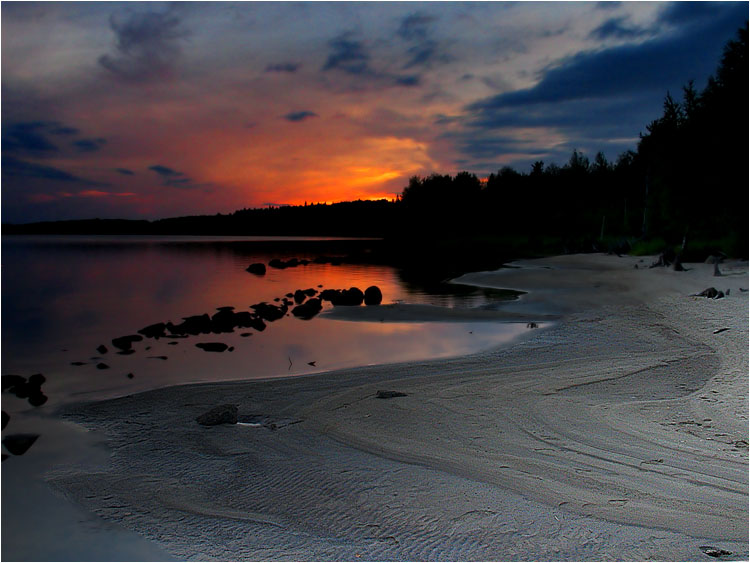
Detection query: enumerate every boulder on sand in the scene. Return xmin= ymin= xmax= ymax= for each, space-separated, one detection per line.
xmin=196 ymin=404 xmax=238 ymax=426
xmin=364 ymin=286 xmax=383 ymax=305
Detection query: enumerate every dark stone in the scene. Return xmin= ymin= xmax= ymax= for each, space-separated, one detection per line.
xmin=292 ymin=298 xmax=323 ymax=320
xmin=376 ymin=390 xmax=407 ymax=399
xmin=695 ymin=287 xmax=724 ymax=299
xmin=147 ymin=356 xmax=168 ymax=360
xmin=1 ymin=455 xmax=7 ymax=462
xmin=527 ymin=322 xmax=539 ymax=328
xmin=251 ymin=302 xmax=287 ymax=322
xmin=240 ymin=332 xmax=252 ymax=337
xmin=196 ymin=404 xmax=238 ymax=426
xmin=2 ymin=375 xmax=26 ymax=393
xmin=111 ymin=334 xmax=143 ymax=350
xmin=700 ymin=546 xmax=732 ymax=558
xmin=138 ymin=322 xmax=167 ymax=339
xmin=294 ymin=289 xmax=307 ymax=304
xmin=96 ymin=363 xmax=110 ymax=370
xmin=127 ymin=373 xmax=135 ymax=379
xmin=339 ymin=287 xmax=364 ymax=306
xmin=70 ymin=362 xmax=87 ymax=366
xmin=3 ymin=434 xmax=39 ymax=456
xmin=28 ymin=374 xmax=45 ymax=387
xmin=269 ymin=258 xmax=288 ymax=269
xmin=364 ymin=286 xmax=383 ymax=305
xmin=246 ymin=263 xmax=266 ymax=275
xmin=303 ymin=288 xmax=317 ymax=297
xmin=195 ymin=342 xmax=229 ymax=352
xmin=167 ymin=314 xmax=212 ymax=336
xmin=168 ymin=341 xmax=179 ymax=345
xmin=28 ymin=392 xmax=48 ymax=407
xmin=117 ymin=349 xmax=135 ymax=355
xmin=2 ymin=411 xmax=8 ymax=430
xmin=96 ymin=344 xmax=108 ymax=354
xmin=211 ymin=309 xmax=237 ymax=333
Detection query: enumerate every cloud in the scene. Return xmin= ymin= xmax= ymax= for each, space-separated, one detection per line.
xmin=322 ymin=32 xmax=370 ymax=75
xmin=98 ymin=8 xmax=188 ymax=81
xmin=149 ymin=164 xmax=183 ymax=177
xmin=265 ymin=62 xmax=300 ymax=73
xmin=74 ymin=138 xmax=107 ymax=152
xmin=397 ymin=13 xmax=436 ymax=41
xmin=283 ymin=111 xmax=319 ymax=122
xmin=148 ymin=164 xmax=201 ymax=188
xmin=3 ymin=122 xmax=59 ymax=155
xmin=3 ymin=156 xmax=108 ymax=186
xmin=469 ymin=3 xmax=746 ymax=112
xmin=589 ymin=17 xmax=650 ymax=40
xmin=49 ymin=125 xmax=80 ymax=136
xmin=116 ymin=168 xmax=135 ymax=175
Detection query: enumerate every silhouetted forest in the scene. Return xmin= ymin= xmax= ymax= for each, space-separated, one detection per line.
xmin=5 ymin=27 xmax=747 ymax=259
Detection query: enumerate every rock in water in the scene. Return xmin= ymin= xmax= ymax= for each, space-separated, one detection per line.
xmin=291 ymin=298 xmax=323 ymax=320
xmin=3 ymin=434 xmax=39 ymax=456
xmin=364 ymin=286 xmax=383 ymax=305
xmin=96 ymin=344 xmax=108 ymax=354
xmin=2 ymin=411 xmax=9 ymax=430
xmin=376 ymin=390 xmax=408 ymax=399
xmin=246 ymin=263 xmax=266 ymax=275
xmin=196 ymin=404 xmax=238 ymax=426
xmin=112 ymin=334 xmax=143 ymax=351
xmin=138 ymin=322 xmax=167 ymax=339
xmin=195 ymin=342 xmax=229 ymax=352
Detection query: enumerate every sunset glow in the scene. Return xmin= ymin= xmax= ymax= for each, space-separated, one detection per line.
xmin=3 ymin=2 xmax=744 ymax=222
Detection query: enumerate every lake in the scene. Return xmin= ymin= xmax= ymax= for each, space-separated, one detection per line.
xmin=2 ymin=235 xmax=527 ymax=408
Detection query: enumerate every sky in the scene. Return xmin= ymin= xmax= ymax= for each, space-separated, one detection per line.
xmin=2 ymin=1 xmax=747 ymax=223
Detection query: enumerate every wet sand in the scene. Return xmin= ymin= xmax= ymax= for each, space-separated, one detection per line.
xmin=51 ymin=253 xmax=748 ymax=560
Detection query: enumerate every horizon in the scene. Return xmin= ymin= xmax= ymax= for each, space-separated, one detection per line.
xmin=2 ymin=1 xmax=747 ymax=224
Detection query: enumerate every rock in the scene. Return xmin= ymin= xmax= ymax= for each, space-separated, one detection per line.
xmin=28 ymin=392 xmax=48 ymax=407
xmin=138 ymin=322 xmax=167 ymax=339
xmin=302 ymin=288 xmax=317 ymax=297
xmin=2 ymin=411 xmax=8 ymax=430
xmin=3 ymin=434 xmax=39 ymax=456
xmin=251 ymin=302 xmax=287 ymax=322
xmin=211 ymin=309 xmax=237 ymax=333
xmin=694 ymin=287 xmax=723 ymax=299
xmin=376 ymin=390 xmax=408 ymax=399
xmin=196 ymin=404 xmax=238 ymax=426
xmin=246 ymin=263 xmax=266 ymax=275
xmin=268 ymin=258 xmax=288 ymax=269
xmin=700 ymin=546 xmax=732 ymax=558
xmin=318 ymin=289 xmax=341 ymax=302
xmin=364 ymin=286 xmax=383 ymax=305
xmin=96 ymin=363 xmax=110 ymax=370
xmin=240 ymin=332 xmax=252 ymax=337
xmin=168 ymin=341 xmax=179 ymax=345
xmin=323 ymin=287 xmax=364 ymax=306
xmin=117 ymin=349 xmax=135 ymax=355
xmin=195 ymin=342 xmax=229 ymax=352
xmin=96 ymin=344 xmax=108 ymax=354
xmin=2 ymin=375 xmax=26 ymax=393
xmin=527 ymin=322 xmax=539 ymax=328
xmin=167 ymin=314 xmax=212 ymax=336
xmin=111 ymin=334 xmax=143 ymax=351
xmin=70 ymin=362 xmax=87 ymax=366
xmin=294 ymin=289 xmax=307 ymax=304
xmin=291 ymin=298 xmax=323 ymax=320
xmin=28 ymin=374 xmax=45 ymax=387
xmin=126 ymin=373 xmax=134 ymax=379
xmin=147 ymin=356 xmax=168 ymax=360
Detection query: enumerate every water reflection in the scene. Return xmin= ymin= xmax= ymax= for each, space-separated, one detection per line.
xmin=2 ymin=236 xmax=525 ymax=407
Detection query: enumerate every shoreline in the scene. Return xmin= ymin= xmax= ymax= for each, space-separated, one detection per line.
xmin=51 ymin=253 xmax=748 ymax=560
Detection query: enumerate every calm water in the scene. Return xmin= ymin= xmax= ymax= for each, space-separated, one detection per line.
xmin=2 ymin=235 xmax=526 ymax=407
xmin=2 ymin=235 xmax=531 ymax=560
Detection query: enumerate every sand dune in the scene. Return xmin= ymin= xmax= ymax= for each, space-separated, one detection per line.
xmin=52 ymin=253 xmax=748 ymax=560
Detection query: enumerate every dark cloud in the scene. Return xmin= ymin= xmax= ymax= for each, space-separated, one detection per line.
xmin=397 ymin=13 xmax=436 ymax=41
xmin=149 ymin=164 xmax=183 ymax=177
xmin=596 ymin=1 xmax=622 ymax=10
xmin=74 ymin=138 xmax=107 ymax=152
xmin=98 ymin=8 xmax=188 ymax=81
xmin=589 ymin=17 xmax=649 ymax=40
xmin=3 ymin=122 xmax=59 ymax=155
xmin=469 ymin=3 xmax=746 ymax=112
xmin=3 ymin=156 xmax=107 ymax=186
xmin=49 ymin=125 xmax=80 ymax=136
xmin=658 ymin=1 xmax=725 ymax=26
xmin=283 ymin=111 xmax=318 ymax=122
xmin=394 ymin=75 xmax=421 ymax=87
xmin=116 ymin=168 xmax=135 ymax=175
xmin=148 ymin=164 xmax=200 ymax=188
xmin=265 ymin=62 xmax=300 ymax=73
xmin=322 ymin=32 xmax=370 ymax=75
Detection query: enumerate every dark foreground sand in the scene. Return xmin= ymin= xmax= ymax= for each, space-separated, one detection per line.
xmin=51 ymin=254 xmax=748 ymax=561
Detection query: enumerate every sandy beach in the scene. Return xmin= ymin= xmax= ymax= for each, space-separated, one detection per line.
xmin=51 ymin=253 xmax=748 ymax=561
